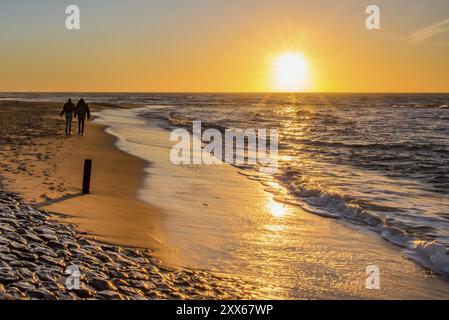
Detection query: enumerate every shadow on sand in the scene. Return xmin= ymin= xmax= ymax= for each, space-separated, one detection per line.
xmin=34 ymin=192 xmax=84 ymax=209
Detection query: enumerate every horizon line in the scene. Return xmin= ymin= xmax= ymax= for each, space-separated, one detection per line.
xmin=1 ymin=91 xmax=449 ymax=95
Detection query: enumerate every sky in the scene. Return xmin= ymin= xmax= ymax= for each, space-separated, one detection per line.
xmin=0 ymin=0 xmax=448 ymax=92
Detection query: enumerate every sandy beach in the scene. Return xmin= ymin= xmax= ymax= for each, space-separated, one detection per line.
xmin=1 ymin=101 xmax=166 ymax=249
xmin=0 ymin=100 xmax=259 ymax=299
xmin=2 ymin=100 xmax=449 ymax=299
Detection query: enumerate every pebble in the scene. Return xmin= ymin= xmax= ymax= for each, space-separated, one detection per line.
xmin=12 ymin=251 xmax=38 ymax=262
xmin=22 ymin=232 xmax=43 ymax=243
xmin=32 ymin=245 xmax=57 ymax=258
xmin=118 ymin=286 xmax=144 ymax=296
xmin=47 ymin=241 xmax=66 ymax=251
xmin=96 ymin=290 xmax=124 ymax=300
xmin=10 ymin=281 xmax=36 ymax=292
xmin=0 ymin=268 xmax=19 ymax=283
xmin=39 ymin=255 xmax=65 ymax=268
xmin=89 ymin=278 xmax=117 ymax=292
xmin=41 ymin=281 xmax=65 ymax=292
xmin=27 ymin=289 xmax=58 ymax=300
xmin=72 ymin=283 xmax=96 ymax=298
xmin=0 ymin=236 xmax=10 ymax=245
xmin=4 ymin=287 xmax=28 ymax=300
xmin=128 ymin=280 xmax=156 ymax=292
xmin=35 ymin=270 xmax=58 ymax=282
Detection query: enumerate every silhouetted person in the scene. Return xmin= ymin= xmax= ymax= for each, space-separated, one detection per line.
xmin=75 ymin=98 xmax=90 ymax=135
xmin=60 ymin=99 xmax=75 ymax=135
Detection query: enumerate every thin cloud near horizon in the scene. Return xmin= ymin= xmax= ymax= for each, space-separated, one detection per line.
xmin=407 ymin=17 xmax=449 ymax=44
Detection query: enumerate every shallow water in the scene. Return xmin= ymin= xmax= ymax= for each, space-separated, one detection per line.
xmin=94 ymin=106 xmax=449 ymax=299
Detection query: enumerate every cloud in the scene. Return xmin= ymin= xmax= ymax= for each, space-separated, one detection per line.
xmin=407 ymin=17 xmax=449 ymax=44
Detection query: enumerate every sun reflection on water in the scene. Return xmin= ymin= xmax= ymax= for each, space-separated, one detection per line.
xmin=267 ymin=196 xmax=289 ymax=218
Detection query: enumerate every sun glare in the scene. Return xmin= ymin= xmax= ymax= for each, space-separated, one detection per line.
xmin=274 ymin=52 xmax=309 ymax=92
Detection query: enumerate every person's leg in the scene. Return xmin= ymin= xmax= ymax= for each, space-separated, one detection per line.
xmin=81 ymin=118 xmax=85 ymax=134
xmin=68 ymin=114 xmax=72 ymax=135
xmin=78 ymin=118 xmax=82 ymax=134
xmin=65 ymin=115 xmax=69 ymax=134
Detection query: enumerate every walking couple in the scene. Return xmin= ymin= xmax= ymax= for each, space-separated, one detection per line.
xmin=60 ymin=98 xmax=90 ymax=135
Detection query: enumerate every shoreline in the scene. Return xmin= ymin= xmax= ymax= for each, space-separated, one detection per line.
xmin=0 ymin=100 xmax=256 ymax=299
xmin=92 ymin=106 xmax=449 ymax=299
xmin=2 ymin=100 xmax=449 ymax=299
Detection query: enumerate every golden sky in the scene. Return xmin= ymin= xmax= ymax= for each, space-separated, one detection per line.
xmin=0 ymin=0 xmax=448 ymax=92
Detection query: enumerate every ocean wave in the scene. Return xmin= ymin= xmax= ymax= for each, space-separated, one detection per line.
xmin=404 ymin=241 xmax=449 ymax=275
xmin=263 ymin=166 xmax=449 ymax=276
xmin=393 ymin=104 xmax=449 ymax=109
xmin=293 ymin=138 xmax=447 ymax=153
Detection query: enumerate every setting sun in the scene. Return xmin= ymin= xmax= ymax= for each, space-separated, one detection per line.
xmin=274 ymin=52 xmax=309 ymax=92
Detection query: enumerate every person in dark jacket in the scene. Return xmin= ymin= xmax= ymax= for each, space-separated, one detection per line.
xmin=74 ymin=98 xmax=90 ymax=135
xmin=60 ymin=99 xmax=75 ymax=135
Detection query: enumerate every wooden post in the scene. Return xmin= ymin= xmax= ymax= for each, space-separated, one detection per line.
xmin=82 ymin=159 xmax=92 ymax=194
